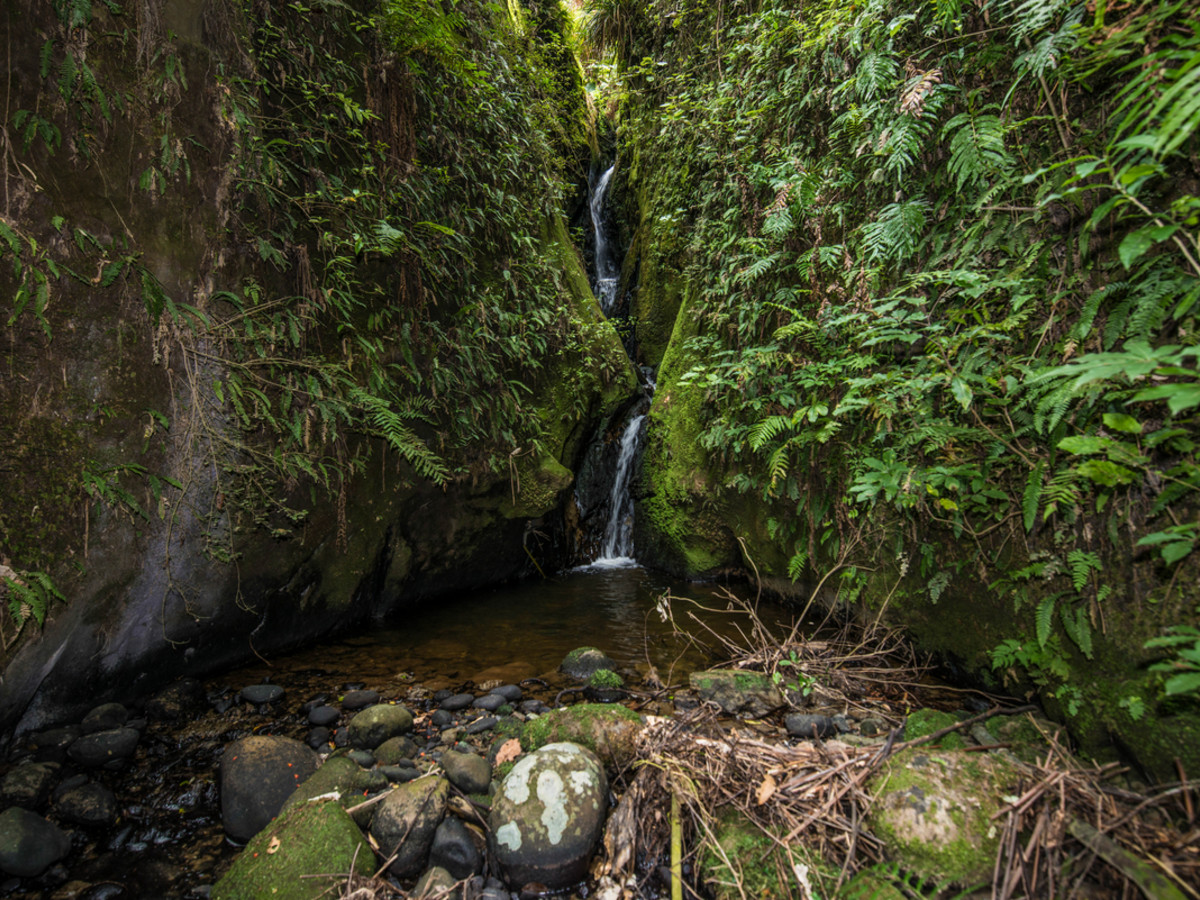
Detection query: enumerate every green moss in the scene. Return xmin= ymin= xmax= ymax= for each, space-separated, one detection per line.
xmin=212 ymin=800 xmax=372 ymax=900
xmin=519 ymin=702 xmax=642 ymax=768
xmin=701 ymin=808 xmax=839 ymax=899
xmin=588 ymin=668 xmax=624 ymax=689
xmin=904 ymin=709 xmax=966 ymax=750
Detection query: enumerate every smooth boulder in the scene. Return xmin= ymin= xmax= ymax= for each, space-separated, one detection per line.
xmin=220 ymin=735 xmax=319 ymax=842
xmin=0 ymin=807 xmax=72 ymax=877
xmin=68 ymin=727 xmax=140 ymax=768
xmin=440 ymin=749 xmax=491 ymax=795
xmin=369 ymin=775 xmax=449 ymax=877
xmin=347 ymin=704 xmax=414 ymax=750
xmin=488 ymin=742 xmax=608 ymax=889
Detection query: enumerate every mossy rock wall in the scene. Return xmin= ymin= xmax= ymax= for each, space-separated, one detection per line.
xmin=0 ymin=1 xmax=630 ymax=741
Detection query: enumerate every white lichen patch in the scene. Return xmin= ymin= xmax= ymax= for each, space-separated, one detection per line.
xmin=537 ymin=769 xmax=568 ymax=845
xmin=569 ymin=770 xmax=593 ymax=796
xmin=503 ymin=756 xmax=535 ymax=805
xmin=495 ymin=821 xmax=523 ymax=852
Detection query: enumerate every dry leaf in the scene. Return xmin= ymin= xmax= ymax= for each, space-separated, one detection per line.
xmin=266 ymin=835 xmax=281 ymax=855
xmin=494 ymin=738 xmax=522 ymax=766
xmin=755 ymin=773 xmax=777 ymax=806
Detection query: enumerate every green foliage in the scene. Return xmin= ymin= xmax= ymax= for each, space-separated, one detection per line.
xmin=608 ymin=0 xmax=1199 ymax=697
xmin=1 ymin=567 xmax=65 ymax=646
xmin=1145 ymin=626 xmax=1200 ymax=699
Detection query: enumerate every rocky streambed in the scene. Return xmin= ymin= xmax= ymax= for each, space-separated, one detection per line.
xmin=1 ymin=592 xmax=1192 ymax=899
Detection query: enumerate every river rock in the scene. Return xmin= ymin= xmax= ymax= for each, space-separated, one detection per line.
xmin=429 ymin=815 xmax=482 ymax=878
xmin=1 ymin=762 xmax=59 ymax=809
xmin=144 ymin=678 xmax=207 ymax=720
xmin=520 ymin=703 xmax=642 ymax=769
xmin=441 ymin=749 xmax=491 ymax=795
xmin=240 ymin=684 xmax=285 ymax=706
xmin=212 ymin=799 xmax=372 ymax=900
xmin=689 ymin=669 xmax=784 ymax=717
xmin=341 ymin=689 xmax=380 ymax=711
xmin=465 ymin=716 xmax=498 ymax=735
xmin=307 ymin=705 xmax=340 ymax=727
xmin=413 ymin=865 xmax=459 ymax=900
xmin=866 ymin=748 xmax=1018 ymax=886
xmin=494 ymin=684 xmax=523 ymax=702
xmin=560 ymin=647 xmax=616 ymax=680
xmin=440 ymin=693 xmax=475 ymax=712
xmin=375 ymin=735 xmax=420 ymax=765
xmin=786 ymin=714 xmax=837 ymax=740
xmin=347 ymin=704 xmax=414 ymax=749
xmin=81 ymin=702 xmax=129 ymax=734
xmin=306 ymin=727 xmax=331 ymax=750
xmin=282 ymin=755 xmax=384 ymax=828
xmin=0 ymin=807 xmax=72 ymax=877
xmin=489 ymin=742 xmax=608 ymax=889
xmin=370 ymin=775 xmax=449 ymax=877
xmin=381 ymin=764 xmax=421 ymax=783
xmin=68 ymin=727 xmax=140 ymax=768
xmin=55 ymin=781 xmax=118 ymax=827
xmin=473 ymin=694 xmax=507 ymax=712
xmin=219 ymin=735 xmax=319 ymax=842
xmin=26 ymin=726 xmax=80 ymax=763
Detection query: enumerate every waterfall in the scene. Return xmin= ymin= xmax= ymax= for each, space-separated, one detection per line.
xmin=593 ymin=413 xmax=645 ymax=567
xmin=589 ymin=164 xmax=619 ymax=315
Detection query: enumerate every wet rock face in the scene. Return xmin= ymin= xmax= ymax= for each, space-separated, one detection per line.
xmin=488 ymin=742 xmax=608 ymax=890
xmin=219 ymin=736 xmax=320 ymax=842
xmin=0 ymin=807 xmax=72 ymax=878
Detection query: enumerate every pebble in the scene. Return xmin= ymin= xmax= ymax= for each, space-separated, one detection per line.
xmin=308 ymin=705 xmax=340 ymax=726
xmin=27 ymin=726 xmax=80 ymax=763
xmin=380 ymin=765 xmax=421 ymax=783
xmin=494 ymin=684 xmax=523 ymax=702
xmin=347 ymin=749 xmax=376 ymax=768
xmin=431 ymin=709 xmax=455 ymax=728
xmin=306 ymin=727 xmax=331 ymax=749
xmin=465 ymin=716 xmax=498 ymax=735
xmin=56 ymin=781 xmax=119 ymax=827
xmin=429 ymin=815 xmax=482 ymax=878
xmin=342 ymin=689 xmax=380 ymax=710
xmin=440 ymin=693 xmax=475 ymax=711
xmin=68 ymin=728 xmax=140 ymax=767
xmin=239 ymin=684 xmax=284 ymax=705
xmin=785 ymin=713 xmax=837 ymax=740
xmin=441 ymin=749 xmax=491 ymax=795
xmin=81 ymin=703 xmax=130 ymax=734
xmin=473 ymin=694 xmax=506 ymax=711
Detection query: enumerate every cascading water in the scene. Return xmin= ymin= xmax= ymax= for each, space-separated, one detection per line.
xmin=593 ymin=413 xmax=645 ymax=567
xmin=589 ymin=164 xmax=619 ymax=315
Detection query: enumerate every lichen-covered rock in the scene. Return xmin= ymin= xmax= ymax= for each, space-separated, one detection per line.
xmin=689 ymin=670 xmax=783 ymax=718
xmin=866 ymin=748 xmax=1018 ymax=887
xmin=212 ymin=799 xmax=372 ymax=900
xmin=220 ymin=736 xmax=320 ymax=842
xmin=520 ymin=703 xmax=642 ymax=770
xmin=560 ymin=647 xmax=616 ymax=680
xmin=488 ymin=742 xmax=608 ymax=889
xmin=347 ymin=704 xmax=414 ymax=750
xmin=369 ymin=775 xmax=449 ymax=877
xmin=0 ymin=807 xmax=72 ymax=877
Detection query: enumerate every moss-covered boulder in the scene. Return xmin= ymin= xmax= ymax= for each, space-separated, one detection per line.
xmin=281 ymin=756 xmax=386 ymax=829
xmin=700 ymin=807 xmax=838 ymax=900
xmin=520 ymin=703 xmax=643 ymax=769
xmin=369 ymin=775 xmax=449 ymax=878
xmin=866 ymin=749 xmax=1018 ymax=889
xmin=560 ymin=647 xmax=617 ymax=680
xmin=689 ymin=669 xmax=784 ymax=718
xmin=212 ymin=799 xmax=372 ymax=900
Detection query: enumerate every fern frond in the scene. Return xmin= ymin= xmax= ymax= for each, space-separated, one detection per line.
xmin=943 ymin=112 xmax=1013 ymax=192
xmin=1035 ymin=595 xmax=1057 ymax=648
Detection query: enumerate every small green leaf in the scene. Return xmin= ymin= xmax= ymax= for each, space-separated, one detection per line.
xmin=1102 ymin=412 xmax=1141 ymax=434
xmin=1164 ymin=672 xmax=1200 ymax=696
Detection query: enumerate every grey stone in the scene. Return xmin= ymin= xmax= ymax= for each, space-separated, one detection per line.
xmin=55 ymin=781 xmax=118 ymax=826
xmin=68 ymin=728 xmax=140 ymax=767
xmin=488 ymin=743 xmax=608 ymax=889
xmin=219 ymin=735 xmax=319 ymax=842
xmin=413 ymin=865 xmax=459 ymax=900
xmin=441 ymin=749 xmax=491 ymax=795
xmin=440 ymin=693 xmax=474 ymax=712
xmin=307 ymin=727 xmax=332 ymax=750
xmin=369 ymin=776 xmax=449 ymax=877
xmin=347 ymin=749 xmax=376 ymax=768
xmin=429 ymin=815 xmax=482 ymax=878
xmin=464 ymin=716 xmax=497 ymax=736
xmin=689 ymin=669 xmax=784 ymax=717
xmin=240 ymin=684 xmax=285 ymax=705
xmin=0 ymin=762 xmax=59 ymax=809
xmin=81 ymin=702 xmax=129 ymax=734
xmin=472 ymin=694 xmax=506 ymax=711
xmin=342 ymin=689 xmax=380 ymax=711
xmin=308 ymin=705 xmax=340 ymax=727
xmin=375 ymin=736 xmax=420 ymax=765
xmin=493 ymin=684 xmax=523 ymax=702
xmin=27 ymin=726 xmax=79 ymax=763
xmin=432 ymin=710 xmax=455 ymax=728
xmin=0 ymin=807 xmax=72 ymax=878
xmin=786 ymin=714 xmax=837 ymax=740
xmin=559 ymin=647 xmax=616 ymax=680
xmin=381 ymin=765 xmax=421 ymax=784
xmin=347 ymin=704 xmax=414 ymax=750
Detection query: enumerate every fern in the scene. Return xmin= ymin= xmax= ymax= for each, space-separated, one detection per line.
xmin=861 ymin=199 xmax=929 ymax=264
xmin=1022 ymin=459 xmax=1045 ymax=531
xmin=1112 ymin=33 xmax=1200 ymax=161
xmin=1035 ymin=595 xmax=1057 ymax=648
xmin=2 ymin=568 xmax=65 ymax=630
xmin=1060 ymin=603 xmax=1094 ymax=659
xmin=1067 ymin=549 xmax=1101 ymax=591
xmin=943 ymin=111 xmax=1013 ymax=192
xmin=349 ymin=388 xmax=449 ymax=485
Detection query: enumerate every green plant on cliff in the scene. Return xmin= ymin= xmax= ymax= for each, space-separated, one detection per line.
xmin=606 ymin=0 xmax=1199 ymax=723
